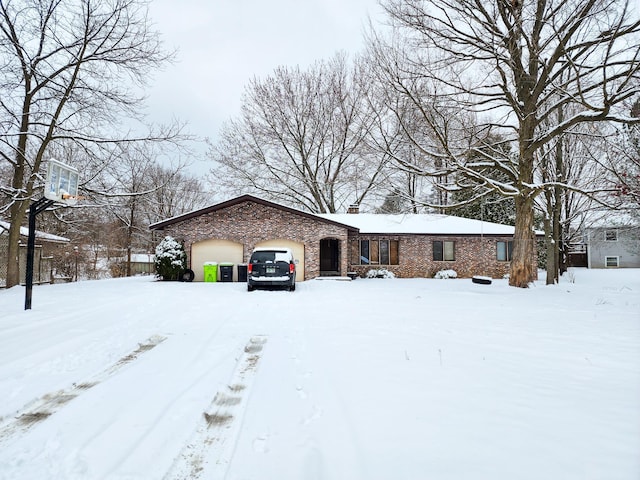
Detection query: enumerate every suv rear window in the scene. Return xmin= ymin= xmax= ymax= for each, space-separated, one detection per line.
xmin=250 ymin=250 xmax=291 ymax=263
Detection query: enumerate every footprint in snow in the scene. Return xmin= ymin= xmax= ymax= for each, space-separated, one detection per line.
xmin=253 ymin=435 xmax=269 ymax=453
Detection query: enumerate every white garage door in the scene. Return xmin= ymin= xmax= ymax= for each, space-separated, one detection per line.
xmin=255 ymin=239 xmax=305 ymax=281
xmin=191 ymin=239 xmax=244 ymax=282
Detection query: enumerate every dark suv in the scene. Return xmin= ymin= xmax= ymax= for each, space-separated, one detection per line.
xmin=247 ymin=248 xmax=296 ymax=291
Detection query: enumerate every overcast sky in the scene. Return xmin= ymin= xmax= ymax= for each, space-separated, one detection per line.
xmin=145 ymin=0 xmax=384 ymax=173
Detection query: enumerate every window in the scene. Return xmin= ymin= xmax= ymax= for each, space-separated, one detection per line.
xmin=605 ymin=256 xmax=619 ymax=267
xmin=360 ymin=240 xmax=370 ymax=264
xmin=433 ymin=240 xmax=455 ymax=261
xmin=359 ymin=239 xmax=399 ymax=265
xmin=497 ymin=241 xmax=513 ymax=261
xmin=380 ymin=239 xmax=390 ymax=265
xmin=605 ymin=230 xmax=618 ymax=241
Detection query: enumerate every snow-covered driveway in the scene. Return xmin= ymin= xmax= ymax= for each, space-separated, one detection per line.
xmin=1 ymin=271 xmax=639 ymax=479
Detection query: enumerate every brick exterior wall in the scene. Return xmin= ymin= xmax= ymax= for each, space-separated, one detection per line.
xmin=348 ymin=234 xmax=513 ymax=279
xmin=159 ymin=200 xmax=351 ymax=280
xmin=155 ymin=199 xmax=514 ymax=280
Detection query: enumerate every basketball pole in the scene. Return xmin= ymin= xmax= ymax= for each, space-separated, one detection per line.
xmin=25 ymin=197 xmax=55 ymax=310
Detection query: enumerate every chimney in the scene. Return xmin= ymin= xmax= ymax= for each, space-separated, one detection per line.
xmin=347 ymin=204 xmax=360 ymax=214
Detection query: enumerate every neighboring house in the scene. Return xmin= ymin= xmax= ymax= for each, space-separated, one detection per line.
xmin=150 ymin=195 xmax=523 ymax=281
xmin=0 ymin=220 xmax=70 ymax=287
xmin=585 ymin=224 xmax=640 ymax=268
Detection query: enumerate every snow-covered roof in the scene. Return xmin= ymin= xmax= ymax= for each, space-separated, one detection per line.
xmin=0 ymin=220 xmax=70 ymax=243
xmin=316 ymin=213 xmax=516 ymax=235
xmin=149 ymin=194 xmax=521 ymax=236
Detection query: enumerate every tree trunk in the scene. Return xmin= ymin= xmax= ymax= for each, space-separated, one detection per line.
xmin=510 ymin=112 xmax=538 ymax=288
xmin=551 ymin=195 xmax=561 ymax=283
xmin=510 ymin=193 xmax=537 ymax=288
xmin=543 ymin=217 xmax=556 ymax=285
xmin=6 ymin=201 xmax=29 ymax=288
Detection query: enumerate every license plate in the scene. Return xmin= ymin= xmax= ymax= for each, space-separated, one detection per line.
xmin=266 ymin=266 xmax=275 ymax=274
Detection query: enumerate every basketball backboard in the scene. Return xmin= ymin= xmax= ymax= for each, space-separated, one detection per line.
xmin=44 ymin=158 xmax=79 ymax=205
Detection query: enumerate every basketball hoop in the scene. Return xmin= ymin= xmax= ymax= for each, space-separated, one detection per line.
xmin=45 ymin=158 xmax=79 ymax=206
xmin=25 ymin=158 xmax=81 ymax=310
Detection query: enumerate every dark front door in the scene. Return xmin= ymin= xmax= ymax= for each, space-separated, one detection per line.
xmin=320 ymin=239 xmax=340 ymax=275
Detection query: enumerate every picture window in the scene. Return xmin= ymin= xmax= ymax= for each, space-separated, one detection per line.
xmin=359 ymin=239 xmax=399 ymax=265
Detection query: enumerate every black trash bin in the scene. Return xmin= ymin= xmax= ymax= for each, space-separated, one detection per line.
xmin=237 ymin=264 xmax=248 ymax=282
xmin=219 ymin=262 xmax=234 ymax=282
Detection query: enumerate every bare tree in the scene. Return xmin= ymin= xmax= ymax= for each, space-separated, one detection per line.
xmin=209 ymin=53 xmax=388 ymax=213
xmin=600 ymin=98 xmax=640 ymax=210
xmin=0 ymin=0 xmax=184 ymax=287
xmin=364 ymin=86 xmax=439 ymax=212
xmin=143 ymin=164 xmax=209 ymax=225
xmin=372 ymin=0 xmax=640 ymax=287
xmin=85 ymin=143 xmax=202 ymax=276
xmin=536 ymin=118 xmax=608 ymax=283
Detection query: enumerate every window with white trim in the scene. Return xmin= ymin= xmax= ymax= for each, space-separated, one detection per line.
xmin=604 ymin=229 xmax=618 ymax=241
xmin=605 ymin=256 xmax=619 ymax=267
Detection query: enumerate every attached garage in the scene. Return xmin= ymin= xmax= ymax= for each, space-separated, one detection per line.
xmin=191 ymin=239 xmax=243 ymax=282
xmin=255 ymin=238 xmax=305 ymax=281
xmin=149 ymin=195 xmax=356 ymax=281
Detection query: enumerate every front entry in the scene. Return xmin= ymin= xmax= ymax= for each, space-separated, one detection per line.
xmin=320 ymin=238 xmax=340 ymax=276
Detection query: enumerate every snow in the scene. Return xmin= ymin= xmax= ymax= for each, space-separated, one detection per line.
xmin=317 ymin=213 xmax=517 ymax=235
xmin=434 ymin=269 xmax=458 ymax=279
xmin=0 ymin=269 xmax=639 ymax=480
xmin=0 ymin=220 xmax=69 ymax=244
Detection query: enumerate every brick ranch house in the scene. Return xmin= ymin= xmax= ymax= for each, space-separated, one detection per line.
xmin=149 ymin=195 xmax=520 ymax=282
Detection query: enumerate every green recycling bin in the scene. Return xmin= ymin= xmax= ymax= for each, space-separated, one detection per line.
xmin=203 ymin=262 xmax=218 ymax=282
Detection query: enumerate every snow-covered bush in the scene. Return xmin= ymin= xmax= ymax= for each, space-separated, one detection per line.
xmin=434 ymin=269 xmax=457 ymax=279
xmin=366 ymin=268 xmax=395 ymax=279
xmin=154 ymin=236 xmax=186 ymax=281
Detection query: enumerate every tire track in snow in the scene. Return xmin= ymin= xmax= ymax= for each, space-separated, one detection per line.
xmin=0 ymin=334 xmax=166 ymax=444
xmin=163 ymin=335 xmax=267 ymax=480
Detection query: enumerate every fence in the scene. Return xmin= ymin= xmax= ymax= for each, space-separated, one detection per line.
xmin=0 ymin=237 xmax=52 ymax=287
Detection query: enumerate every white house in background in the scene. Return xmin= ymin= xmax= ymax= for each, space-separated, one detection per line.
xmin=585 ymin=222 xmax=640 ymax=268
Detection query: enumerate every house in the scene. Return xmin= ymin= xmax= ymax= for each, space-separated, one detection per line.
xmin=149 ymin=195 xmax=521 ymax=281
xmin=0 ymin=220 xmax=70 ymax=287
xmin=149 ymin=195 xmax=520 ymax=281
xmin=585 ymin=223 xmax=640 ymax=268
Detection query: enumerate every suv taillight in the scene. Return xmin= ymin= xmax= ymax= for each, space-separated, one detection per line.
xmin=289 ymin=262 xmax=295 ymax=274
xmin=247 ymin=263 xmax=253 ymax=273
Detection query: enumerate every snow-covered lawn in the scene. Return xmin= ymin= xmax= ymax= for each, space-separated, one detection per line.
xmin=0 ymin=269 xmax=638 ymax=480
